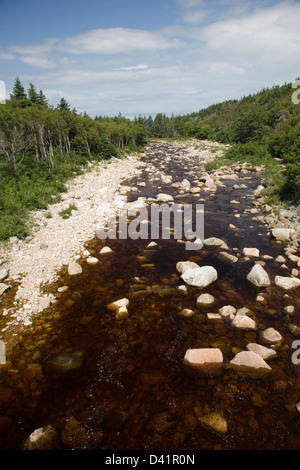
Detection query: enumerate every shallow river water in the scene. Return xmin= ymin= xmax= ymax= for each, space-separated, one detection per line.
xmin=1 ymin=140 xmax=300 ymax=450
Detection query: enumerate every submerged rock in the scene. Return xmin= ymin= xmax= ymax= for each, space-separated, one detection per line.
xmin=23 ymin=425 xmax=61 ymax=450
xmin=43 ymin=351 xmax=84 ymax=380
xmin=198 ymin=412 xmax=228 ymax=436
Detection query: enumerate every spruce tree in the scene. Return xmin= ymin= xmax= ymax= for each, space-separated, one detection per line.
xmin=10 ymin=76 xmax=29 ymax=107
xmin=28 ymin=83 xmax=39 ymax=104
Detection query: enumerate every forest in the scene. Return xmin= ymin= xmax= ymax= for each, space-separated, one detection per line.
xmin=0 ymin=77 xmax=299 ymax=240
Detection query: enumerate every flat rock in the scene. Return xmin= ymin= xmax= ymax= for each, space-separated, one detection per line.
xmin=230 ymin=350 xmax=271 ymax=378
xmin=231 ymin=314 xmax=257 ymax=330
xmin=181 ymin=266 xmax=218 ymax=288
xmin=272 ymin=228 xmax=293 ymax=241
xmin=204 ymin=237 xmax=228 ymax=249
xmin=275 ymin=276 xmax=300 ymax=290
xmin=246 ymin=343 xmax=277 ymax=361
xmin=183 ymin=348 xmax=223 ymax=376
xmin=247 ymin=264 xmax=270 ymax=287
xmin=243 ymin=248 xmax=260 ymax=257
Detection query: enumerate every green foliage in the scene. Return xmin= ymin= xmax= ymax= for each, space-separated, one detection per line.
xmin=59 ymin=204 xmax=78 ymax=219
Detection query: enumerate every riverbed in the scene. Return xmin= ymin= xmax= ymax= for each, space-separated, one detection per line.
xmin=1 ymin=140 xmax=300 ymax=450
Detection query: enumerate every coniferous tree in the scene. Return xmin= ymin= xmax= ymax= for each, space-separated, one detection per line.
xmin=37 ymin=90 xmax=48 ymax=107
xmin=10 ymin=76 xmax=29 ymax=107
xmin=28 ymin=83 xmax=39 ymax=104
xmin=57 ymin=97 xmax=71 ymax=112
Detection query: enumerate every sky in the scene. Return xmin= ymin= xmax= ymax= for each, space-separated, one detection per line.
xmin=1 ymin=0 xmax=300 ymax=118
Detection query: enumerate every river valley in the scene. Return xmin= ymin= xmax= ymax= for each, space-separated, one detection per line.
xmin=1 ymin=140 xmax=300 ymax=450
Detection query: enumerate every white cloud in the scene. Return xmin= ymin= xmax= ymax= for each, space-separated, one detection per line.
xmin=1 ymin=1 xmax=300 ymax=117
xmin=59 ymin=27 xmax=183 ymax=55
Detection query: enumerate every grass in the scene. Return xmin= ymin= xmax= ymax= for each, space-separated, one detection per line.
xmin=59 ymin=204 xmax=78 ymax=219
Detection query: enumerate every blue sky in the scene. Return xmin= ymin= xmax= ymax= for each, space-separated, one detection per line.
xmin=1 ymin=0 xmax=300 ymax=117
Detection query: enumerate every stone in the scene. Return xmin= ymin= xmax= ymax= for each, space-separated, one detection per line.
xmin=181 ymin=266 xmax=218 ymax=288
xmin=43 ymin=351 xmax=84 ymax=380
xmin=107 ymin=298 xmax=130 ymax=311
xmin=218 ymin=251 xmax=238 ymax=264
xmin=183 ymin=348 xmax=223 ymax=376
xmin=254 ymin=185 xmax=265 ymax=197
xmin=23 ymin=425 xmax=61 ymax=450
xmin=272 ymin=228 xmax=293 ymax=241
xmin=219 ymin=305 xmax=236 ymax=320
xmin=0 ymin=269 xmax=8 ymax=282
xmin=246 ymin=343 xmax=277 ymax=361
xmin=247 ymin=264 xmax=270 ymax=287
xmin=243 ymin=248 xmax=260 ymax=257
xmin=230 ymin=351 xmax=271 ymax=378
xmin=178 ymin=308 xmax=195 ymax=318
xmin=156 ymin=193 xmax=174 ymax=203
xmin=204 ymin=237 xmax=228 ymax=249
xmin=100 ymin=246 xmax=113 ymax=254
xmin=196 ymin=293 xmax=215 ymax=307
xmin=198 ymin=412 xmax=228 ymax=436
xmin=259 ymin=327 xmax=283 ymax=345
xmin=206 ymin=313 xmax=223 ymax=323
xmin=176 ymin=261 xmax=199 ymax=274
xmin=275 ymin=276 xmax=300 ymax=290
xmin=67 ymin=260 xmax=82 ymax=276
xmin=0 ymin=283 xmax=10 ymax=296
xmin=231 ymin=314 xmax=256 ymax=330
xmin=86 ymin=256 xmax=99 ymax=265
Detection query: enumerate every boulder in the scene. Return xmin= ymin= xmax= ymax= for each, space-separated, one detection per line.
xmin=183 ymin=348 xmax=223 ymax=376
xmin=230 ymin=351 xmax=271 ymax=378
xmin=181 ymin=266 xmax=218 ymax=288
xmin=275 ymin=276 xmax=300 ymax=290
xmin=247 ymin=264 xmax=270 ymax=287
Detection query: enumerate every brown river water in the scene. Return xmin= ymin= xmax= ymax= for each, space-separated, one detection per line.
xmin=1 ymin=140 xmax=300 ymax=451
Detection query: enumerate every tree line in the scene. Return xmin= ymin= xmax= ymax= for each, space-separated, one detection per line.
xmin=0 ymin=76 xmax=299 ymax=240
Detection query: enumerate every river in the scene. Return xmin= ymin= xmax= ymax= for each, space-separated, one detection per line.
xmin=1 ymin=140 xmax=300 ymax=450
